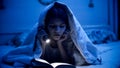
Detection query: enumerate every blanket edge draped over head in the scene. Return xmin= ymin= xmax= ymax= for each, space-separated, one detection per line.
xmin=38 ymin=2 xmax=101 ymax=65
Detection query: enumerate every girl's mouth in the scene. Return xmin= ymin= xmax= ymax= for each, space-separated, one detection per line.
xmin=53 ymin=34 xmax=61 ymax=39
xmin=54 ymin=34 xmax=61 ymax=37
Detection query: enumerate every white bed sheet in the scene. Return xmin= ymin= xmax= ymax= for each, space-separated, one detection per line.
xmin=0 ymin=41 xmax=120 ymax=68
xmin=77 ymin=41 xmax=120 ymax=68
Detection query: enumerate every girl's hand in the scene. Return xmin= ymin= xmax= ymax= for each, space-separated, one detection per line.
xmin=40 ymin=35 xmax=49 ymax=46
xmin=57 ymin=30 xmax=70 ymax=61
xmin=37 ymin=28 xmax=49 ymax=46
xmin=57 ymin=30 xmax=69 ymax=44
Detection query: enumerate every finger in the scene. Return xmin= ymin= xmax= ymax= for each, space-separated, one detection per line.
xmin=64 ymin=30 xmax=70 ymax=35
xmin=63 ymin=31 xmax=69 ymax=37
xmin=62 ymin=34 xmax=67 ymax=40
xmin=42 ymin=35 xmax=49 ymax=41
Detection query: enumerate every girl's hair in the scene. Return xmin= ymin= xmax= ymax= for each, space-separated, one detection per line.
xmin=44 ymin=3 xmax=70 ymax=32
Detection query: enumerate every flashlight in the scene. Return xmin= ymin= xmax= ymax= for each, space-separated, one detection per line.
xmin=43 ymin=35 xmax=51 ymax=44
xmin=45 ymin=39 xmax=50 ymax=43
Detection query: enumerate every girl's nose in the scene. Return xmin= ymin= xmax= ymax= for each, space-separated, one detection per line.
xmin=55 ymin=26 xmax=60 ymax=33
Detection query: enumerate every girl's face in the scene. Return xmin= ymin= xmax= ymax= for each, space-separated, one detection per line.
xmin=47 ymin=18 xmax=66 ymax=41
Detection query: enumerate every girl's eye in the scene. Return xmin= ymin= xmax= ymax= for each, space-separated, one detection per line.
xmin=60 ymin=24 xmax=66 ymax=28
xmin=49 ymin=25 xmax=56 ymax=28
xmin=60 ymin=25 xmax=65 ymax=28
xmin=48 ymin=24 xmax=66 ymax=28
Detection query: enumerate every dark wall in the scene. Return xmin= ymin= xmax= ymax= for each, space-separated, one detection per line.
xmin=118 ymin=0 xmax=120 ymax=40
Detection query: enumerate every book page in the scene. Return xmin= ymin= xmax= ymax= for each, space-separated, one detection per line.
xmin=35 ymin=58 xmax=49 ymax=64
xmin=32 ymin=58 xmax=53 ymax=68
xmin=51 ymin=62 xmax=72 ymax=68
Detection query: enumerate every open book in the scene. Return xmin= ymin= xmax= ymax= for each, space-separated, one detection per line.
xmin=32 ymin=58 xmax=76 ymax=68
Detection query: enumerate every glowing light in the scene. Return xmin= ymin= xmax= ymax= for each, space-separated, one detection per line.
xmin=45 ymin=39 xmax=50 ymax=43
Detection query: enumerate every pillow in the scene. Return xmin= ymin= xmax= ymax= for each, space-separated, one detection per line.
xmin=8 ymin=23 xmax=38 ymax=47
xmin=7 ymin=32 xmax=30 ymax=46
xmin=85 ymin=29 xmax=117 ymax=44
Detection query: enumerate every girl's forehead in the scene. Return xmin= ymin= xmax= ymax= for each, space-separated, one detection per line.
xmin=48 ymin=18 xmax=65 ymax=25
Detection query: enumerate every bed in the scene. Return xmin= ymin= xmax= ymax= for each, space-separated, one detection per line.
xmin=77 ymin=41 xmax=120 ymax=68
xmin=0 ymin=26 xmax=120 ymax=68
